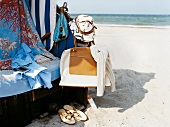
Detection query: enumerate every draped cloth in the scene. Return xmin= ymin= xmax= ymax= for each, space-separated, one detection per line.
xmin=0 ymin=0 xmax=46 ymax=70
xmin=11 ymin=42 xmax=52 ymax=89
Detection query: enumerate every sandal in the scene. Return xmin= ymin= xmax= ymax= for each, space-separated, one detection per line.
xmin=63 ymin=105 xmax=88 ymax=121
xmin=58 ymin=108 xmax=76 ymax=125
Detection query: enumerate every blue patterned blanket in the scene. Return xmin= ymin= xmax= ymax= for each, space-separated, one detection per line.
xmin=0 ymin=0 xmax=60 ymax=97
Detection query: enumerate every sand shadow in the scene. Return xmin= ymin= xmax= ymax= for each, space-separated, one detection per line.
xmin=88 ymin=69 xmax=155 ymax=112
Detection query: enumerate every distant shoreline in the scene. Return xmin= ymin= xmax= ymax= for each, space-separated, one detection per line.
xmin=70 ymin=14 xmax=170 ymax=27
xmin=95 ymin=24 xmax=170 ymax=29
xmin=70 ymin=14 xmax=170 ymax=16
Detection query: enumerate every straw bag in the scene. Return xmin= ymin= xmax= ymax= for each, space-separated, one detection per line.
xmin=59 ymin=47 xmax=111 ymax=87
xmin=69 ymin=47 xmax=97 ymax=76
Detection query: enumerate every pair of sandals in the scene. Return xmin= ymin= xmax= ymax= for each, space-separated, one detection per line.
xmin=58 ymin=105 xmax=88 ymax=125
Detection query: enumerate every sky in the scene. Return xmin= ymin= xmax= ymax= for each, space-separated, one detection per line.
xmin=57 ymin=0 xmax=170 ymax=15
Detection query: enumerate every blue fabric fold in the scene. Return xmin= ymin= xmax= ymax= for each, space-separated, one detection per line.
xmin=12 ymin=43 xmax=33 ymax=68
xmin=12 ymin=43 xmax=52 ymax=89
xmin=0 ymin=58 xmax=60 ymax=98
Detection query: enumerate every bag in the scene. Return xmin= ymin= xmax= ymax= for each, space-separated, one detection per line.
xmin=50 ymin=28 xmax=74 ymax=58
xmin=53 ymin=2 xmax=69 ymax=43
xmin=59 ymin=47 xmax=111 ymax=87
xmin=51 ymin=2 xmax=74 ymax=58
xmin=69 ymin=47 xmax=97 ymax=76
xmin=69 ymin=15 xmax=97 ymax=46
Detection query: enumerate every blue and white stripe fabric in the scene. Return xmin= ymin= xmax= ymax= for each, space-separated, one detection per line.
xmin=30 ymin=0 xmax=57 ymax=51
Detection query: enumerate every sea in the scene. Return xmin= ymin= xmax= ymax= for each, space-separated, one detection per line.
xmin=70 ymin=14 xmax=170 ymax=28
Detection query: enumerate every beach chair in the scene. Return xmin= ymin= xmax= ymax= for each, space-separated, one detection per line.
xmin=59 ymin=15 xmax=115 ymax=97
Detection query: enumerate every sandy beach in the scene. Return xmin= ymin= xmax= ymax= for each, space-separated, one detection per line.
xmin=27 ymin=26 xmax=170 ymax=127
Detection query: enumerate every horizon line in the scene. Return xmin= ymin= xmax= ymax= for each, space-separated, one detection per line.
xmin=70 ymin=13 xmax=170 ymax=16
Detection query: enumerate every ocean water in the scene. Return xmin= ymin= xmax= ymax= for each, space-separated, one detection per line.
xmin=70 ymin=14 xmax=170 ymax=28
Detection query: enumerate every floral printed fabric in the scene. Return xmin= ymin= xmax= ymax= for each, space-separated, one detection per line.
xmin=0 ymin=0 xmax=46 ymax=70
xmin=0 ymin=59 xmax=12 ymax=70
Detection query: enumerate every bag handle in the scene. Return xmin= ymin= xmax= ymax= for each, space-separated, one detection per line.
xmin=74 ymin=36 xmax=77 ymax=47
xmin=60 ymin=2 xmax=68 ymax=13
xmin=63 ymin=2 xmax=68 ymax=9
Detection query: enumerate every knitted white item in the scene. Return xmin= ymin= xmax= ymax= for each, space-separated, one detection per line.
xmin=90 ymin=45 xmax=116 ymax=96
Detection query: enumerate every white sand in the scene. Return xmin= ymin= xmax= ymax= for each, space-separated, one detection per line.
xmin=27 ymin=26 xmax=170 ymax=127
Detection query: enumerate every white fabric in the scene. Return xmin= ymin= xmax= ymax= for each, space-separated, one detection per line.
xmin=39 ymin=0 xmax=46 ymax=46
xmin=59 ymin=49 xmax=111 ymax=89
xmin=90 ymin=45 xmax=116 ymax=96
xmin=31 ymin=0 xmax=36 ymax=25
xmin=50 ymin=0 xmax=57 ymax=50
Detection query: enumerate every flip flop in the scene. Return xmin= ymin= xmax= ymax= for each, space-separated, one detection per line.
xmin=58 ymin=108 xmax=76 ymax=125
xmin=63 ymin=105 xmax=88 ymax=121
